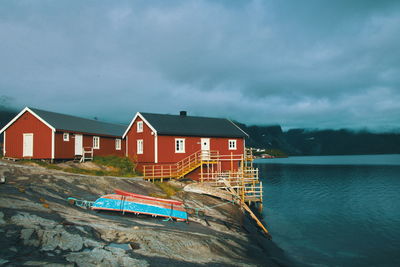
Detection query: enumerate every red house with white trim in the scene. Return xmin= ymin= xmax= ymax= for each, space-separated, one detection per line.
xmin=0 ymin=107 xmax=126 ymax=160
xmin=123 ymin=111 xmax=248 ymax=179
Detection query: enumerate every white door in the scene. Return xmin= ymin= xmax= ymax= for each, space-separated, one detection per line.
xmin=23 ymin=133 xmax=33 ymax=157
xmin=201 ymin=138 xmax=210 ymax=160
xmin=75 ymin=134 xmax=83 ymax=155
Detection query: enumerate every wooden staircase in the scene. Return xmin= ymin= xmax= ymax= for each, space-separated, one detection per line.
xmin=144 ymin=148 xmax=269 ymax=237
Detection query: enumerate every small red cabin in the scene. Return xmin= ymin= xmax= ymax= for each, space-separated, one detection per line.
xmin=0 ymin=107 xmax=126 ymax=160
xmin=123 ymin=111 xmax=248 ymax=179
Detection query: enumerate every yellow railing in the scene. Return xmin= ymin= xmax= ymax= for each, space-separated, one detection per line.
xmin=143 ymin=150 xmax=219 ymax=180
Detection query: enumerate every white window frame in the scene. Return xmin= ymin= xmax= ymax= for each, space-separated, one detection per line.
xmin=63 ymin=132 xmax=69 ymax=141
xmin=137 ymin=139 xmax=143 ymax=154
xmin=115 ymin=138 xmax=121 ymax=150
xmin=228 ymin=139 xmax=237 ymax=150
xmin=137 ymin=121 xmax=143 ymax=133
xmin=175 ymin=138 xmax=185 ymax=153
xmin=93 ymin=136 xmax=100 ymax=149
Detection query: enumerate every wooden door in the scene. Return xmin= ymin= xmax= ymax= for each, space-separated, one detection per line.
xmin=201 ymin=138 xmax=210 ymax=160
xmin=75 ymin=134 xmax=83 ymax=155
xmin=23 ymin=133 xmax=33 ymax=157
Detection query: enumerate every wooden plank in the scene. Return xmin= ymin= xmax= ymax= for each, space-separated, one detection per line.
xmin=242 ymin=203 xmax=271 ymax=239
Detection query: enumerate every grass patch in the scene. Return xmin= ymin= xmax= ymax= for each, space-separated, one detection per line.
xmin=63 ymin=167 xmax=107 ymax=176
xmin=20 ymin=156 xmax=138 ymax=177
xmin=154 ymin=181 xmax=181 ymax=198
xmin=93 ymin=156 xmax=137 ymax=176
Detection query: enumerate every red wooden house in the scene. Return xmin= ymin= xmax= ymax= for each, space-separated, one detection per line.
xmin=0 ymin=107 xmax=126 ymax=161
xmin=123 ymin=111 xmax=249 ymax=180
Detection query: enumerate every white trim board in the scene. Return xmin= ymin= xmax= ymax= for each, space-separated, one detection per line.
xmin=3 ymin=131 xmax=6 ymax=156
xmin=51 ymin=130 xmax=55 ymax=159
xmin=154 ymin=134 xmax=158 ymax=163
xmin=125 ymin=136 xmax=128 ymax=157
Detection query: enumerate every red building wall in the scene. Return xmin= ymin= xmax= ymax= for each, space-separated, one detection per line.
xmin=4 ymin=111 xmax=52 ymax=159
xmin=125 ymin=116 xmax=245 ymax=177
xmin=125 ymin=118 xmax=155 ymax=164
xmin=54 ymin=132 xmax=73 ymax=159
xmin=157 ymin=135 xmax=244 ymax=164
xmin=55 ymin=132 xmax=125 ymax=159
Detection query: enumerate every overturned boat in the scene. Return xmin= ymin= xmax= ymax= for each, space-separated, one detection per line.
xmin=91 ymin=189 xmax=188 ymax=221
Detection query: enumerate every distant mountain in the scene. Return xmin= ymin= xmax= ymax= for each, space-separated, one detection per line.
xmin=0 ymin=108 xmax=18 ymax=151
xmin=237 ymin=122 xmax=400 ymax=156
xmin=0 ymin=109 xmax=17 ymax=128
xmin=284 ymin=128 xmax=400 ymax=155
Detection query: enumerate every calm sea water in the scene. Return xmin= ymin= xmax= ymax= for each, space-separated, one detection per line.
xmin=255 ymin=154 xmax=400 ymax=267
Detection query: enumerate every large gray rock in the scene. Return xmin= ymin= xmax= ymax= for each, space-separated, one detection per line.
xmin=11 ymin=212 xmax=57 ymax=229
xmin=0 ymin=211 xmax=5 ymax=225
xmin=65 ymin=247 xmax=149 ymax=267
xmin=38 ymin=228 xmax=83 ymax=252
xmin=20 ymin=228 xmax=40 ymax=247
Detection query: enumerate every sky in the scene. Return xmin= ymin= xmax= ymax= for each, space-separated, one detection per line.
xmin=0 ymin=0 xmax=399 ymax=131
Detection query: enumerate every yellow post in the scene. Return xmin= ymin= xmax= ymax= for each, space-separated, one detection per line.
xmin=230 ymin=152 xmax=233 ymax=172
xmin=201 ymin=163 xmax=203 ymax=183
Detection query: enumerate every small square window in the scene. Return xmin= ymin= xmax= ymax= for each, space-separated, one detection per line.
xmin=175 ymin=138 xmax=185 ymax=153
xmin=228 ymin=140 xmax=237 ymax=150
xmin=115 ymin=139 xmax=121 ymax=150
xmin=63 ymin=133 xmax=69 ymax=141
xmin=93 ymin=136 xmax=100 ymax=149
xmin=137 ymin=139 xmax=143 ymax=154
xmin=137 ymin=121 xmax=143 ymax=133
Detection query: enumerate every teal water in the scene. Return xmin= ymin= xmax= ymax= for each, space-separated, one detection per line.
xmin=255 ymin=154 xmax=400 ymax=267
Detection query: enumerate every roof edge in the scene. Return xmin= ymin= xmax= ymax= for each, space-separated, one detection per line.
xmin=122 ymin=112 xmax=158 ymax=138
xmin=228 ymin=119 xmax=249 ymax=137
xmin=0 ymin=107 xmax=56 ymax=134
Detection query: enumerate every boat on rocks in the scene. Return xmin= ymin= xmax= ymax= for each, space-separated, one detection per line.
xmin=91 ymin=189 xmax=188 ymax=221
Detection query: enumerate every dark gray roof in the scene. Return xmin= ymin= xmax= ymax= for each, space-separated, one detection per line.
xmin=140 ymin=112 xmax=247 ymax=138
xmin=30 ymin=107 xmax=127 ymax=137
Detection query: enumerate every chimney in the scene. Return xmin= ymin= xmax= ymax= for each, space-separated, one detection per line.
xmin=180 ymin=111 xmax=187 ymax=117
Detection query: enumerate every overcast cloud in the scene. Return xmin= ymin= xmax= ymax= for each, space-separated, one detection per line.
xmin=0 ymin=0 xmax=399 ymax=130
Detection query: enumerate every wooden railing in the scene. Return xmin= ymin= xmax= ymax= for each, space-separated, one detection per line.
xmin=201 ymin=167 xmax=262 ymax=203
xmin=143 ymin=150 xmax=219 ymax=180
xmin=80 ymin=147 xmax=93 ymax=163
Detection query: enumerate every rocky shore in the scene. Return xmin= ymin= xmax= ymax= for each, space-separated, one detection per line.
xmin=0 ymin=160 xmax=290 ymax=266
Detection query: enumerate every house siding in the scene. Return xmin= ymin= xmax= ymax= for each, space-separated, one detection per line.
xmin=126 ymin=118 xmax=155 ymax=163
xmin=55 ymin=132 xmax=125 ymax=159
xmin=157 ymin=135 xmax=244 ymax=164
xmin=4 ymin=111 xmax=52 ymax=159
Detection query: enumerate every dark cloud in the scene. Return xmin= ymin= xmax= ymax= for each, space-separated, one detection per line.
xmin=0 ymin=0 xmax=399 ymax=130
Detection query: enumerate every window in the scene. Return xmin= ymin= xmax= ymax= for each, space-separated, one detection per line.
xmin=115 ymin=139 xmax=121 ymax=150
xmin=137 ymin=121 xmax=143 ymax=133
xmin=93 ymin=136 xmax=100 ymax=149
xmin=137 ymin=139 xmax=143 ymax=154
xmin=228 ymin=139 xmax=237 ymax=150
xmin=175 ymin=138 xmax=185 ymax=153
xmin=63 ymin=133 xmax=69 ymax=141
